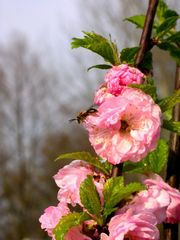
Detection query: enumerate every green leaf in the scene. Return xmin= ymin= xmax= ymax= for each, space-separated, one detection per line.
xmin=103 ymin=178 xmax=145 ymax=218
xmin=156 ymin=16 xmax=179 ymax=38
xmin=156 ymin=1 xmax=179 ymax=24
xmin=163 ymin=9 xmax=179 ymax=18
xmin=129 ymin=83 xmax=158 ymax=102
xmin=166 ymin=31 xmax=180 ymax=44
xmin=103 ymin=176 xmax=124 ymax=209
xmin=123 ymin=161 xmax=145 ymax=174
xmin=125 ymin=15 xmax=146 ymax=29
xmin=56 ymin=152 xmax=112 ymax=175
xmin=158 ymin=42 xmax=180 ymax=64
xmin=144 ymin=139 xmax=169 ymax=173
xmin=71 ymin=31 xmax=120 ymax=65
xmin=163 ymin=108 xmax=173 ymax=121
xmin=120 ymin=182 xmax=145 ymax=199
xmin=123 ymin=140 xmax=169 ymax=174
xmin=87 ymin=64 xmax=112 ymax=71
xmin=80 ymin=176 xmax=103 ymax=225
xmin=140 ymin=51 xmax=153 ymax=71
xmin=146 ymin=76 xmax=155 ymax=85
xmin=158 ymin=42 xmax=174 ymax=51
xmin=158 ymin=89 xmax=180 ymax=112
xmin=163 ymin=120 xmax=180 ymax=135
xmin=156 ymin=0 xmax=168 ymax=23
xmin=54 ymin=212 xmax=90 ymax=240
xmin=168 ymin=47 xmax=180 ymax=64
xmin=120 ymin=47 xmax=139 ymax=64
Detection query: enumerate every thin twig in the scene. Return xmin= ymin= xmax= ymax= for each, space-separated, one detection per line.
xmin=112 ymin=0 xmax=159 ymax=178
xmin=135 ymin=0 xmax=159 ymax=69
xmin=112 ymin=164 xmax=123 ymax=177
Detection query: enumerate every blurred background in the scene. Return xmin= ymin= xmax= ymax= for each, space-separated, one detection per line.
xmin=0 ymin=1 xmax=179 ymax=239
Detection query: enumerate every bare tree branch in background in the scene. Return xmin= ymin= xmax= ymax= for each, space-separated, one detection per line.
xmin=0 ymin=34 xmax=96 ymax=240
xmin=0 ymin=36 xmax=67 ymax=240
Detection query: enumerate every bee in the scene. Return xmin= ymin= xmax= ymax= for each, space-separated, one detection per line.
xmin=69 ymin=107 xmax=98 ymax=124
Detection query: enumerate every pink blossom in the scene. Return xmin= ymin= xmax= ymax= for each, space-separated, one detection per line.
xmin=102 ymin=209 xmax=159 ymax=240
xmin=144 ymin=174 xmax=180 ymax=223
xmin=94 ymin=83 xmax=113 ymax=105
xmin=105 ymin=64 xmax=144 ymax=96
xmin=100 ymin=233 xmax=109 ymax=240
xmin=39 ymin=202 xmax=69 ymax=239
xmin=84 ymin=88 xmax=161 ymax=164
xmin=54 ymin=160 xmax=105 ymax=207
xmin=54 ymin=160 xmax=93 ymax=206
xmin=117 ymin=186 xmax=170 ymax=224
xmin=65 ymin=226 xmax=92 ymax=240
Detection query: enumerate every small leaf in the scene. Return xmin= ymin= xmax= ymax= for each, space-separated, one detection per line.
xmin=120 ymin=182 xmax=145 ymax=199
xmin=166 ymin=31 xmax=180 ymax=44
xmin=54 ymin=212 xmax=90 ymax=240
xmin=156 ymin=0 xmax=168 ymax=23
xmin=163 ymin=120 xmax=180 ymax=135
xmin=80 ymin=176 xmax=103 ymax=225
xmin=167 ymin=46 xmax=180 ymax=64
xmin=163 ymin=108 xmax=173 ymax=121
xmin=125 ymin=15 xmax=146 ymax=29
xmin=71 ymin=31 xmax=120 ymax=65
xmin=120 ymin=47 xmax=139 ymax=64
xmin=56 ymin=151 xmax=112 ymax=175
xmin=163 ymin=9 xmax=179 ymax=18
xmin=123 ymin=161 xmax=145 ymax=174
xmin=146 ymin=76 xmax=155 ymax=85
xmin=103 ymin=176 xmax=124 ymax=209
xmin=103 ymin=178 xmax=145 ymax=218
xmin=158 ymin=42 xmax=180 ymax=64
xmin=123 ymin=140 xmax=169 ymax=174
xmin=87 ymin=64 xmax=112 ymax=71
xmin=129 ymin=84 xmax=158 ymax=102
xmin=144 ymin=139 xmax=169 ymax=173
xmin=140 ymin=51 xmax=153 ymax=71
xmin=156 ymin=16 xmax=179 ymax=38
xmin=158 ymin=89 xmax=180 ymax=112
xmin=158 ymin=42 xmax=173 ymax=51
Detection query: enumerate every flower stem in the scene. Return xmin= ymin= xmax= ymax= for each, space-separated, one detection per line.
xmin=112 ymin=163 xmax=123 ymax=177
xmin=135 ymin=0 xmax=159 ymax=70
xmin=112 ymin=0 xmax=159 ymax=178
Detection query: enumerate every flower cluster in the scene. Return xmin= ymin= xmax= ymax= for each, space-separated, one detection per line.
xmin=39 ymin=160 xmax=105 ymax=239
xmin=94 ymin=64 xmax=144 ymax=105
xmin=40 ymin=167 xmax=180 ymax=240
xmin=85 ymin=65 xmax=161 ymax=165
xmin=39 ymin=64 xmax=180 ymax=240
xmin=101 ymin=174 xmax=180 ymax=240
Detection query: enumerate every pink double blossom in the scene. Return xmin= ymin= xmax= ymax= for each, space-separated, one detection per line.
xmin=54 ymin=160 xmax=92 ymax=206
xmin=115 ymin=174 xmax=180 ymax=225
xmin=94 ymin=64 xmax=144 ymax=105
xmin=105 ymin=64 xmax=144 ymax=96
xmin=65 ymin=226 xmax=92 ymax=240
xmin=101 ymin=209 xmax=159 ymax=240
xmin=39 ymin=202 xmax=69 ymax=239
xmin=94 ymin=83 xmax=113 ymax=105
xmin=117 ymin=186 xmax=170 ymax=224
xmin=39 ymin=202 xmax=92 ymax=240
xmin=84 ymin=88 xmax=161 ymax=164
xmin=54 ymin=160 xmax=105 ymax=206
xmin=144 ymin=174 xmax=180 ymax=223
